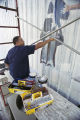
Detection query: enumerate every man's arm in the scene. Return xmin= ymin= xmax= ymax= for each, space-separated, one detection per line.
xmin=35 ymin=38 xmax=55 ymax=50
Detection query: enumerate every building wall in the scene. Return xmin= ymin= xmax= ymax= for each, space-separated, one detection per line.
xmin=0 ymin=0 xmax=80 ymax=106
xmin=18 ymin=0 xmax=80 ymax=105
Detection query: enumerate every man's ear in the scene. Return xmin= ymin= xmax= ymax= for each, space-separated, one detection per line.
xmin=16 ymin=41 xmax=19 ymax=45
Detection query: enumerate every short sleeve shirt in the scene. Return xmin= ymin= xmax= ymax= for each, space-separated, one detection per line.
xmin=5 ymin=45 xmax=35 ymax=79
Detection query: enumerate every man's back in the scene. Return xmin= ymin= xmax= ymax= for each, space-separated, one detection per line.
xmin=5 ymin=45 xmax=35 ymax=79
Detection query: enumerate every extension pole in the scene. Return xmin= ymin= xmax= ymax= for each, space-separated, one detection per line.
xmin=15 ymin=16 xmax=80 ymax=55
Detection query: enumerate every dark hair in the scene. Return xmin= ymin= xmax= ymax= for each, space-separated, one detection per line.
xmin=13 ymin=36 xmax=20 ymax=45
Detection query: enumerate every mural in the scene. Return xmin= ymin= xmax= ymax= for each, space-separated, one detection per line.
xmin=40 ymin=1 xmax=64 ymax=67
xmin=41 ymin=0 xmax=80 ymax=68
xmin=63 ymin=0 xmax=80 ymax=12
xmin=16 ymin=0 xmax=80 ymax=106
xmin=41 ymin=0 xmax=80 ymax=105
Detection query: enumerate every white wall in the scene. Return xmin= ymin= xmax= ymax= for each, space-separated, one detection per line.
xmin=18 ymin=0 xmax=80 ymax=105
xmin=42 ymin=7 xmax=80 ymax=105
xmin=0 ymin=0 xmax=80 ymax=106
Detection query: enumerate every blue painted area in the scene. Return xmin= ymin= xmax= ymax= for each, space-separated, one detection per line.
xmin=41 ymin=0 xmax=64 ymax=67
xmin=55 ymin=0 xmax=69 ymax=27
xmin=48 ymin=2 xmax=54 ymax=13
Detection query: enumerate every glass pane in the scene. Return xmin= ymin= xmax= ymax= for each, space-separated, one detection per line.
xmin=0 ymin=0 xmax=16 ymax=9
xmin=0 ymin=28 xmax=18 ymax=43
xmin=0 ymin=9 xmax=18 ymax=26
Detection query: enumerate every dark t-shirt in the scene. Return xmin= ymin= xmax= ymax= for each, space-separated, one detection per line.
xmin=5 ymin=45 xmax=35 ymax=79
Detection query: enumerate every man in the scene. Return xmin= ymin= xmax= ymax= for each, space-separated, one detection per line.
xmin=5 ymin=36 xmax=54 ymax=82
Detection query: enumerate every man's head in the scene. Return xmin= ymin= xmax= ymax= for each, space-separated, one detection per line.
xmin=13 ymin=36 xmax=24 ymax=46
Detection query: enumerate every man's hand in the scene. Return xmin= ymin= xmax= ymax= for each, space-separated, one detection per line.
xmin=49 ymin=38 xmax=54 ymax=41
xmin=35 ymin=38 xmax=55 ymax=50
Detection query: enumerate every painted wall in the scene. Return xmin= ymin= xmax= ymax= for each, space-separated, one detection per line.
xmin=0 ymin=0 xmax=80 ymax=106
xmin=18 ymin=0 xmax=80 ymax=105
xmin=41 ymin=0 xmax=80 ymax=106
